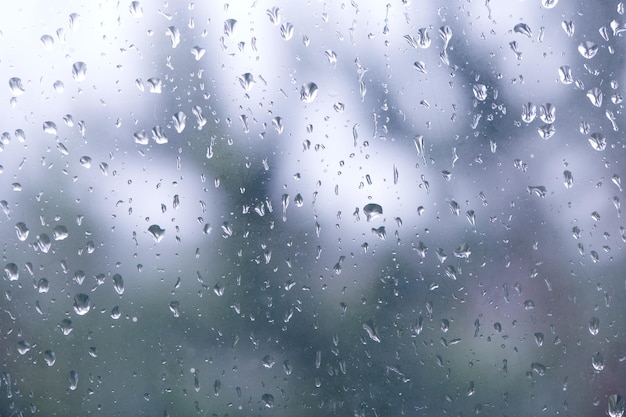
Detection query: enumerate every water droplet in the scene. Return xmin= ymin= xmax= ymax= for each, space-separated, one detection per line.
xmin=166 ymin=26 xmax=180 ymax=48
xmin=587 ymin=87 xmax=603 ymax=107
xmin=169 ymin=301 xmax=180 ymax=317
xmin=129 ymin=1 xmax=143 ymax=17
xmin=539 ymin=103 xmax=556 ymax=123
xmin=43 ymin=121 xmax=57 ymax=135
xmin=67 ymin=370 xmax=78 ymax=391
xmin=324 ymin=49 xmax=337 ymax=68
xmin=363 ymin=203 xmax=383 ymax=222
xmin=133 ymin=130 xmax=148 ymax=145
xmin=514 ymin=23 xmax=532 ymax=38
xmin=592 ymin=351 xmax=605 ymax=371
xmin=541 ymin=0 xmax=558 ymax=8
xmin=173 ymin=111 xmax=186 ymax=133
xmin=8 ymin=77 xmax=25 ymax=96
xmin=561 ymin=20 xmax=575 ymax=37
xmin=191 ymin=46 xmax=205 ymax=60
xmin=68 ymin=13 xmax=80 ymax=31
xmin=472 ymin=84 xmax=487 ymax=101
xmin=261 ymin=393 xmax=275 ymax=408
xmin=563 ymin=170 xmax=573 ymax=188
xmin=531 ymin=362 xmax=546 ymax=376
xmin=79 ymin=156 xmax=92 ymax=168
xmin=148 ymin=224 xmax=165 ymax=242
xmin=521 ymin=102 xmax=536 ymax=123
xmin=453 ymin=243 xmax=471 ymax=259
xmin=151 ymin=126 xmax=168 ymax=144
xmin=73 ymin=293 xmax=91 ymax=315
xmin=238 ymin=73 xmax=255 ymax=91
xmin=53 ymin=80 xmax=64 ymax=93
xmin=15 ymin=222 xmax=29 ymax=241
xmin=40 ymin=34 xmax=55 ymax=49
xmin=609 ymin=394 xmax=625 ymax=417
xmin=578 ymin=41 xmax=598 ymax=59
xmin=113 ymin=273 xmax=124 ymax=295
xmin=589 ymin=316 xmax=600 ymax=335
xmin=413 ymin=61 xmax=427 ymax=74
xmin=300 ymin=82 xmax=318 ymax=103
xmin=71 ymin=62 xmax=87 ymax=82
xmin=147 ymin=77 xmax=162 ymax=93
xmin=537 ymin=123 xmax=555 ymax=139
xmin=37 ymin=278 xmax=49 ymax=293
xmin=36 ymin=233 xmax=51 ymax=253
xmin=588 ymin=133 xmax=606 ymax=151
xmin=266 ymin=7 xmax=281 ymax=25
xmin=280 ymin=22 xmax=294 ymax=40
xmin=362 ymin=322 xmax=381 ymax=342
xmin=44 ymin=350 xmax=56 ymax=366
xmin=60 ymin=318 xmax=73 ymax=335
xmin=417 ymin=28 xmax=431 ymax=48
xmin=558 ymin=66 xmax=573 ymax=84
xmin=223 ymin=19 xmax=237 ymax=38
xmin=534 ymin=332 xmax=544 ymax=346
xmin=526 ymin=186 xmax=547 ymax=198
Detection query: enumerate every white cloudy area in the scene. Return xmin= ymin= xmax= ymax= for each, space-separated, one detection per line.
xmin=1 ymin=1 xmax=626 ymax=417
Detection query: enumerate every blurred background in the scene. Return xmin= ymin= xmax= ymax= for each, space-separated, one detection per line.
xmin=1 ymin=0 xmax=626 ymax=415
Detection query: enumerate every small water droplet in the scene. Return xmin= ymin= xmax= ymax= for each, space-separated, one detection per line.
xmin=40 ymin=34 xmax=55 ymax=49
xmin=592 ymin=351 xmax=605 ymax=371
xmin=266 ymin=7 xmax=281 ymax=25
xmin=37 ymin=278 xmax=49 ymax=293
xmin=129 ymin=1 xmax=143 ymax=17
xmin=71 ymin=62 xmax=87 ymax=82
xmin=43 ymin=121 xmax=57 ymax=135
xmin=588 ymin=133 xmax=606 ymax=151
xmin=300 ymin=82 xmax=318 ymax=103
xmin=52 ymin=225 xmax=68 ymax=240
xmin=191 ymin=46 xmax=205 ymax=60
xmin=589 ymin=316 xmax=600 ymax=335
xmin=413 ymin=61 xmax=427 ymax=74
xmin=472 ymin=84 xmax=487 ymax=101
xmin=238 ymin=73 xmax=255 ymax=91
xmin=223 ymin=19 xmax=237 ymax=38
xmin=73 ymin=293 xmax=91 ymax=315
xmin=280 ymin=22 xmax=294 ymax=40
xmin=526 ymin=186 xmax=547 ymax=198
xmin=417 ymin=28 xmax=431 ymax=48
xmin=67 ymin=370 xmax=78 ymax=391
xmin=169 ymin=301 xmax=180 ymax=317
xmin=147 ymin=77 xmax=162 ymax=93
xmin=363 ymin=203 xmax=383 ymax=222
xmin=151 ymin=126 xmax=168 ymax=144
xmin=514 ymin=23 xmax=532 ymax=38
xmin=541 ymin=0 xmax=558 ymax=8
xmin=578 ymin=41 xmax=598 ymax=59
xmin=261 ymin=393 xmax=275 ymax=408
xmin=113 ymin=273 xmax=124 ymax=295
xmin=587 ymin=87 xmax=603 ymax=107
xmin=36 ymin=233 xmax=51 ymax=253
xmin=15 ymin=222 xmax=29 ymax=241
xmin=558 ymin=66 xmax=573 ymax=84
xmin=563 ymin=170 xmax=573 ymax=188
xmin=173 ymin=111 xmax=186 ymax=133
xmin=531 ymin=362 xmax=546 ymax=376
xmin=521 ymin=102 xmax=537 ymax=123
xmin=166 ymin=26 xmax=180 ymax=48
xmin=8 ymin=77 xmax=25 ymax=96
xmin=44 ymin=350 xmax=56 ymax=366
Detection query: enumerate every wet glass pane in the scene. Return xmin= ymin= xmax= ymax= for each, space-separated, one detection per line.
xmin=2 ymin=1 xmax=626 ymax=416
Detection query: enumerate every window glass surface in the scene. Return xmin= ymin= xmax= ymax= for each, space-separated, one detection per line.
xmin=2 ymin=1 xmax=626 ymax=416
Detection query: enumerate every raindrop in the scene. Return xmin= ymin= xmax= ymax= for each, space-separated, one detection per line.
xmin=526 ymin=186 xmax=547 ymax=198
xmin=558 ymin=66 xmax=573 ymax=84
xmin=60 ymin=318 xmax=73 ymax=335
xmin=413 ymin=61 xmax=427 ymax=74
xmin=133 ymin=130 xmax=148 ymax=145
xmin=71 ymin=62 xmax=87 ymax=82
xmin=43 ymin=121 xmax=57 ymax=135
xmin=261 ymin=393 xmax=274 ymax=408
xmin=37 ymin=278 xmax=49 ymax=293
xmin=609 ymin=394 xmax=625 ymax=417
xmin=68 ymin=13 xmax=80 ymax=31
xmin=36 ymin=233 xmax=51 ymax=253
xmin=111 ymin=306 xmax=121 ymax=319
xmin=191 ymin=46 xmax=205 ymax=60
xmin=148 ymin=225 xmax=166 ymax=242
xmin=223 ymin=19 xmax=237 ymax=38
xmin=238 ymin=73 xmax=255 ymax=91
xmin=67 ymin=370 xmax=78 ymax=391
xmin=52 ymin=225 xmax=68 ymax=241
xmin=73 ymin=293 xmax=91 ymax=315
xmin=169 ymin=301 xmax=180 ymax=317
xmin=541 ymin=0 xmax=558 ymax=8
xmin=473 ymin=84 xmax=487 ymax=101
xmin=592 ymin=352 xmax=605 ymax=371
xmin=266 ymin=7 xmax=281 ymax=25
xmin=147 ymin=77 xmax=162 ymax=93
xmin=539 ymin=103 xmax=556 ymax=123
xmin=280 ymin=22 xmax=294 ymax=40
xmin=417 ymin=28 xmax=431 ymax=48
xmin=521 ymin=102 xmax=536 ymax=123
xmin=324 ymin=50 xmax=337 ymax=68
xmin=563 ymin=170 xmax=573 ymax=188
xmin=17 ymin=340 xmax=32 ymax=355
xmin=562 ymin=20 xmax=575 ymax=37
xmin=40 ymin=34 xmax=54 ymax=49
xmin=44 ymin=350 xmax=56 ymax=366
xmin=514 ymin=23 xmax=532 ymax=38
xmin=129 ymin=1 xmax=143 ymax=17
xmin=531 ymin=362 xmax=546 ymax=376
xmin=151 ymin=126 xmax=168 ymax=144
xmin=113 ymin=273 xmax=124 ymax=295
xmin=587 ymin=87 xmax=603 ymax=107
xmin=79 ymin=156 xmax=92 ymax=168
xmin=8 ymin=77 xmax=25 ymax=96
xmin=589 ymin=316 xmax=600 ymax=335
xmin=53 ymin=80 xmax=64 ymax=93
xmin=578 ymin=41 xmax=598 ymax=59
xmin=588 ymin=133 xmax=606 ymax=151
xmin=362 ymin=322 xmax=381 ymax=342
xmin=537 ymin=124 xmax=555 ymax=139
xmin=15 ymin=222 xmax=29 ymax=241
xmin=300 ymin=82 xmax=319 ymax=103
xmin=363 ymin=203 xmax=383 ymax=222
xmin=173 ymin=111 xmax=186 ymax=133
xmin=166 ymin=26 xmax=180 ymax=48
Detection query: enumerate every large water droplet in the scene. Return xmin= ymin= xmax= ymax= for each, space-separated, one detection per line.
xmin=472 ymin=84 xmax=487 ymax=101
xmin=521 ymin=102 xmax=537 ymax=123
xmin=514 ymin=23 xmax=532 ymax=38
xmin=43 ymin=121 xmax=57 ymax=135
xmin=578 ymin=41 xmax=598 ymax=59
xmin=148 ymin=224 xmax=166 ymax=242
xmin=73 ymin=293 xmax=91 ymax=315
xmin=363 ymin=203 xmax=383 ymax=222
xmin=4 ymin=263 xmax=19 ymax=281
xmin=44 ymin=350 xmax=56 ymax=366
xmin=266 ymin=7 xmax=281 ymax=25
xmin=71 ymin=62 xmax=87 ymax=82
xmin=280 ymin=22 xmax=294 ymax=40
xmin=8 ymin=77 xmax=25 ymax=96
xmin=173 ymin=111 xmax=186 ymax=133
xmin=609 ymin=394 xmax=625 ymax=417
xmin=541 ymin=0 xmax=558 ymax=8
xmin=300 ymin=82 xmax=318 ymax=103
xmin=40 ymin=34 xmax=55 ymax=49
xmin=169 ymin=300 xmax=180 ymax=317
xmin=166 ymin=26 xmax=180 ymax=48
xmin=52 ymin=225 xmax=68 ymax=240
xmin=15 ymin=222 xmax=29 ymax=241
xmin=151 ymin=126 xmax=168 ymax=144
xmin=417 ymin=28 xmax=431 ymax=48
xmin=558 ymin=66 xmax=573 ymax=84
xmin=113 ymin=273 xmax=124 ymax=295
xmin=589 ymin=316 xmax=600 ymax=335
xmin=129 ymin=1 xmax=143 ymax=17
xmin=587 ymin=87 xmax=603 ymax=107
xmin=223 ymin=19 xmax=237 ymax=38
xmin=238 ymin=73 xmax=255 ymax=91
xmin=261 ymin=393 xmax=275 ymax=408
xmin=588 ymin=133 xmax=606 ymax=151
xmin=35 ymin=233 xmax=51 ymax=253
xmin=147 ymin=77 xmax=162 ymax=93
